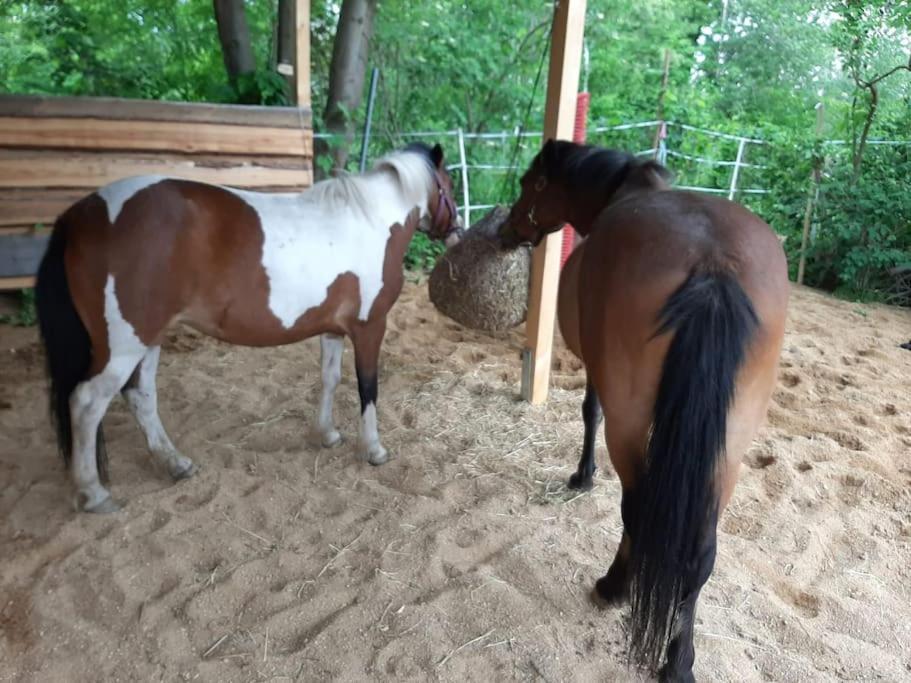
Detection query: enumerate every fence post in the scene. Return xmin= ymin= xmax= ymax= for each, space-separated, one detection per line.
xmin=797 ymin=101 xmax=826 ymax=285
xmin=358 ymin=67 xmax=380 ymax=173
xmin=652 ymin=48 xmax=671 ymax=157
xmin=457 ymin=128 xmax=470 ymax=227
xmin=728 ymin=137 xmax=747 ymax=200
xmin=656 ymin=121 xmax=668 ymax=165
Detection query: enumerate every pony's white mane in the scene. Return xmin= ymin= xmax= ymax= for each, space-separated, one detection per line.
xmin=303 ymin=150 xmax=433 ymax=217
xmin=372 ymin=150 xmax=435 ymax=206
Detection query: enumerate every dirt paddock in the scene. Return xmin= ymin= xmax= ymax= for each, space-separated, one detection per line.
xmin=1 ymin=279 xmax=909 ymax=682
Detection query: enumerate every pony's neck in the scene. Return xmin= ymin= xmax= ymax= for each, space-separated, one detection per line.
xmin=561 ymin=191 xmax=610 ymax=236
xmin=558 ymin=160 xmax=668 ymax=235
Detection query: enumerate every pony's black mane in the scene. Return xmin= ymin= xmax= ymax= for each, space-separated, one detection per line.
xmin=541 ymin=141 xmax=668 ymax=199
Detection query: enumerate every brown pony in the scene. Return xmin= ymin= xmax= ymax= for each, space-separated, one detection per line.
xmin=500 ymin=140 xmax=789 ymax=681
xmin=35 ymin=142 xmax=460 ymax=514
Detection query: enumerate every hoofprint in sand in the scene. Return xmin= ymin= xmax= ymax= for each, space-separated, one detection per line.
xmin=0 ymin=280 xmax=909 ymax=681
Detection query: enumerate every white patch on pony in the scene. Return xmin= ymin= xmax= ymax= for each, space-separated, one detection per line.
xmin=104 ymin=275 xmax=147 ymax=357
xmin=98 ymin=175 xmax=168 ymax=224
xmin=232 ymin=150 xmax=434 ymax=327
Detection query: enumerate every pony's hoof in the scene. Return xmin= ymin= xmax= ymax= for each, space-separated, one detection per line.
xmin=322 ymin=430 xmax=342 ymax=448
xmin=366 ymin=446 xmax=388 ymax=466
xmin=591 ymin=574 xmax=627 ymax=609
xmin=171 ymin=460 xmax=198 ymax=481
xmin=567 ymin=471 xmax=594 ymax=491
xmin=85 ymin=495 xmax=122 ymax=514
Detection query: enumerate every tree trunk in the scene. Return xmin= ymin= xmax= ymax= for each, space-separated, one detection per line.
xmin=276 ymin=0 xmax=296 ymax=96
xmin=849 ymin=54 xmax=911 ymax=186
xmin=213 ymin=0 xmax=256 ymax=84
xmin=315 ymin=0 xmax=377 ymax=179
xmin=851 ymin=82 xmax=878 ymax=187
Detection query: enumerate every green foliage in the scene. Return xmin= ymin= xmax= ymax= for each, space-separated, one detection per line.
xmin=812 ymin=147 xmax=911 ymax=298
xmin=403 ymin=232 xmax=446 ymax=272
xmin=233 ymin=69 xmax=290 ymax=106
xmin=0 ymin=0 xmax=282 ymax=105
xmin=0 ymin=289 xmax=37 ymax=327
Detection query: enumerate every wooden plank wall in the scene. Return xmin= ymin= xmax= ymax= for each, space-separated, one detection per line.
xmin=0 ymin=94 xmax=313 ymax=289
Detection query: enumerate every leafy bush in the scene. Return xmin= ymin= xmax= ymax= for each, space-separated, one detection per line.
xmin=750 ymin=134 xmax=910 ymax=301
xmin=0 ymin=289 xmax=37 ymax=327
xmin=811 ymin=149 xmax=911 ymax=298
xmin=404 ymin=232 xmax=446 ymax=272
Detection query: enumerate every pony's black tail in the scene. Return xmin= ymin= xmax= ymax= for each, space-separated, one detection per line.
xmin=35 ymin=217 xmax=108 ymax=483
xmin=628 ymin=270 xmax=758 ymax=671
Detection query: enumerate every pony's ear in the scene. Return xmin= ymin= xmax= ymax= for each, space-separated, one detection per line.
xmin=541 ymin=138 xmax=557 ymax=166
xmin=430 ymin=143 xmax=445 ymax=169
xmin=535 ymin=138 xmax=559 ymax=181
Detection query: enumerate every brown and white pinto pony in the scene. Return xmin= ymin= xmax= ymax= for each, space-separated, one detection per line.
xmin=35 ymin=142 xmax=460 ymax=514
xmin=500 ymin=140 xmax=789 ymax=682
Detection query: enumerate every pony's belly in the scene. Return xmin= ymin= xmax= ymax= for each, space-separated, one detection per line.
xmin=181 ymin=272 xmax=361 ymax=347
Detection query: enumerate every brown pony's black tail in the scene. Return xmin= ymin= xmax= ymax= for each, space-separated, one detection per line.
xmin=628 ymin=270 xmax=758 ymax=671
xmin=35 ymin=217 xmax=108 ymax=483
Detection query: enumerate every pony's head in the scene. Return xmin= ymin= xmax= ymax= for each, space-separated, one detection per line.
xmin=402 ymin=142 xmax=462 ymax=243
xmin=499 ymin=139 xmax=670 ymax=248
xmin=499 ymin=139 xmax=573 ymax=248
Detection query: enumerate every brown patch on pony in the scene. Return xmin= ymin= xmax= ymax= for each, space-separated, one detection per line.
xmin=368 ymin=207 xmax=421 ymax=322
xmin=346 ymin=207 xmax=422 ymax=371
xmin=60 ymin=195 xmax=116 ymax=374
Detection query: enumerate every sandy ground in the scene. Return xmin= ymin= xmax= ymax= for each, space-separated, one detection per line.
xmin=0 ymin=279 xmax=909 ymax=682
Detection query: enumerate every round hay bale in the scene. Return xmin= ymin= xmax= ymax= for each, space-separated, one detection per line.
xmin=429 ymin=206 xmax=531 ymax=332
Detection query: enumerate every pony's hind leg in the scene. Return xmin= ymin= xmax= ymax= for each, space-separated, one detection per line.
xmin=593 ymin=488 xmax=636 ymax=606
xmin=567 ymin=381 xmax=602 ymax=490
xmin=317 ymin=334 xmax=344 ymax=448
xmin=70 ymin=351 xmax=146 ymax=512
xmin=122 ymin=346 xmax=197 ymax=480
xmin=659 ymin=524 xmax=717 ymax=683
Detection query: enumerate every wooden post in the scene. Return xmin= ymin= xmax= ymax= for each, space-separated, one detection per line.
xmin=652 ymin=48 xmax=671 ymax=156
xmin=522 ymin=0 xmax=587 ymax=405
xmin=294 ymin=0 xmax=311 ymax=108
xmin=797 ymin=102 xmax=825 ymax=285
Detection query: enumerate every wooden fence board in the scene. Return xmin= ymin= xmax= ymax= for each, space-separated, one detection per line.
xmin=0 ymin=95 xmax=314 ymax=283
xmin=0 ymin=276 xmax=35 ymax=291
xmin=0 ymin=94 xmax=312 ymax=128
xmin=0 ymin=190 xmax=84 ymax=227
xmin=0 ymin=117 xmax=313 ymax=156
xmin=0 ymin=154 xmax=312 ymax=189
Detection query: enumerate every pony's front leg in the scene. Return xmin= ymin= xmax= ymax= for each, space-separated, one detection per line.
xmin=318 ymin=334 xmax=345 ymax=448
xmin=352 ymin=326 xmax=388 ymax=466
